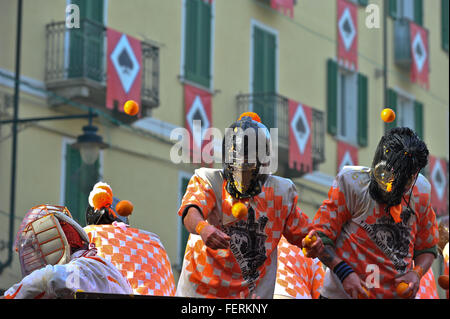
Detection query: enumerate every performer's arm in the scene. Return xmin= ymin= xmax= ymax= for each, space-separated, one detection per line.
xmin=184 ymin=206 xmax=230 ymax=250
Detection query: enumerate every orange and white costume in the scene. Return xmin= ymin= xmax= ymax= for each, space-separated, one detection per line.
xmin=415 ymin=267 xmax=439 ymax=299
xmin=84 ymin=222 xmax=176 ymax=296
xmin=4 ymin=205 xmax=132 ymax=299
xmin=274 ymin=236 xmax=325 ymax=299
xmin=3 ymin=249 xmax=132 ymax=299
xmin=176 ymin=168 xmax=312 ymax=298
xmin=312 ymin=166 xmax=439 ymax=299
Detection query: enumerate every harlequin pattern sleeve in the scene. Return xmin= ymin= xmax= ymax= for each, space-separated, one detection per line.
xmin=178 ymin=175 xmax=217 ymax=220
xmin=312 ymin=174 xmax=352 ymax=246
xmin=412 ymin=192 xmax=439 ymax=258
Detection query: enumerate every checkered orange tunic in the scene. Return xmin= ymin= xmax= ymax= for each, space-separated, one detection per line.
xmin=312 ymin=166 xmax=439 ymax=299
xmin=415 ymin=267 xmax=439 ymax=299
xmin=274 ymin=236 xmax=325 ymax=299
xmin=176 ymin=168 xmax=311 ymax=298
xmin=84 ymin=223 xmax=176 ymax=296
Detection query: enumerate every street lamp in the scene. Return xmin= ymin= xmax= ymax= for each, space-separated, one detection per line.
xmin=72 ymin=115 xmax=108 ymax=165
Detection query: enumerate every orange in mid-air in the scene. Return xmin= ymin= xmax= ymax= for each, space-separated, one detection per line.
xmin=231 ymin=202 xmax=248 ymax=219
xmin=124 ymin=100 xmax=140 ymax=116
xmin=115 ymin=200 xmax=134 ymax=217
xmin=396 ymin=282 xmax=412 ymax=298
xmin=381 ymin=108 xmax=396 ymax=123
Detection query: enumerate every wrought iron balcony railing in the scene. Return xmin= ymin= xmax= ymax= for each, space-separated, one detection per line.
xmin=236 ymin=92 xmax=325 ymax=176
xmin=45 ymin=19 xmax=159 ymax=114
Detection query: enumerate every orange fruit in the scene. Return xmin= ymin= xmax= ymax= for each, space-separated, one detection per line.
xmin=231 ymin=202 xmax=248 ymax=219
xmin=358 ymin=286 xmax=371 ymax=299
xmin=396 ymin=282 xmax=412 ymax=298
xmin=438 ymin=275 xmax=449 ymax=290
xmin=304 ymin=235 xmax=317 ymax=247
xmin=90 ymin=189 xmax=113 ymax=210
xmin=124 ymin=100 xmax=139 ymax=116
xmin=381 ymin=108 xmax=396 ymax=123
xmin=115 ymin=200 xmax=134 ymax=217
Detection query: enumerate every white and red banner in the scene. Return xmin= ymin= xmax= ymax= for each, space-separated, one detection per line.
xmin=337 ymin=0 xmax=358 ymax=70
xmin=271 ymin=0 xmax=294 ymax=18
xmin=288 ymin=100 xmax=312 ymax=174
xmin=184 ymin=84 xmax=212 ymax=162
xmin=410 ymin=22 xmax=429 ymax=89
xmin=106 ymin=28 xmax=142 ymax=115
xmin=429 ymin=156 xmax=448 ymax=217
xmin=337 ymin=140 xmax=358 ymax=173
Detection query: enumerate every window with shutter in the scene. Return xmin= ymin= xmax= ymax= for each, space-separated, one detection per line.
xmin=337 ymin=68 xmax=358 ymax=145
xmin=184 ymin=0 xmax=212 ymax=88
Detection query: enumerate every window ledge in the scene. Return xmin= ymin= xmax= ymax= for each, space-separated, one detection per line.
xmin=177 ymin=75 xmax=220 ymax=96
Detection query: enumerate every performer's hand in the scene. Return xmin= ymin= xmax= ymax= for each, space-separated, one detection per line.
xmin=342 ymin=272 xmax=369 ymax=299
xmin=394 ymin=271 xmax=420 ymax=299
xmin=302 ymin=230 xmax=324 ymax=258
xmin=200 ymin=225 xmax=230 ymax=250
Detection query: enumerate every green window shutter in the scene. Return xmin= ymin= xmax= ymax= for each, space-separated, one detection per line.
xmin=357 ymin=73 xmax=368 ymax=147
xmin=68 ymin=0 xmax=104 ymax=81
xmin=65 ymin=144 xmax=100 ymax=226
xmin=385 ymin=88 xmax=397 ymax=132
xmin=327 ymin=59 xmax=338 ymax=136
xmin=388 ymin=0 xmax=397 ymax=19
xmin=199 ymin=0 xmax=212 ymax=87
xmin=414 ymin=0 xmax=423 ymax=26
xmin=252 ymin=27 xmax=276 ymax=129
xmin=184 ymin=0 xmax=212 ymax=88
xmin=443 ymin=0 xmax=449 ymax=52
xmin=414 ymin=100 xmax=424 ymax=139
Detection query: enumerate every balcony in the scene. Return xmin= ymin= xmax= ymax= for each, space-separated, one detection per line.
xmin=45 ymin=19 xmax=159 ymax=120
xmin=236 ymin=92 xmax=325 ymax=178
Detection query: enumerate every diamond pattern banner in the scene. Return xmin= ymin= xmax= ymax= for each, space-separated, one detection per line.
xmin=184 ymin=84 xmax=212 ymax=162
xmin=429 ymin=155 xmax=448 ymax=217
xmin=106 ymin=28 xmax=142 ymax=115
xmin=288 ymin=99 xmax=312 ymax=174
xmin=337 ymin=140 xmax=358 ymax=173
xmin=410 ymin=22 xmax=429 ymax=89
xmin=337 ymin=0 xmax=358 ymax=70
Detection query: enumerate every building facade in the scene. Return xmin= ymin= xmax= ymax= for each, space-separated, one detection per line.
xmin=0 ymin=0 xmax=448 ymax=297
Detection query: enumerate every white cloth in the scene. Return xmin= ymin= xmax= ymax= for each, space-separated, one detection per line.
xmin=4 ymin=250 xmax=132 ymax=299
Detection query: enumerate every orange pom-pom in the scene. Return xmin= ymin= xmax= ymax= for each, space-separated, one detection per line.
xmin=90 ymin=189 xmax=113 ymax=211
xmin=93 ymin=182 xmax=113 ymax=198
xmin=124 ymin=100 xmax=140 ymax=116
xmin=238 ymin=112 xmax=261 ymax=123
xmin=115 ymin=200 xmax=134 ymax=217
xmin=381 ymin=108 xmax=396 ymax=123
xmin=232 ymin=202 xmax=248 ymax=219
xmin=396 ymin=282 xmax=412 ymax=298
